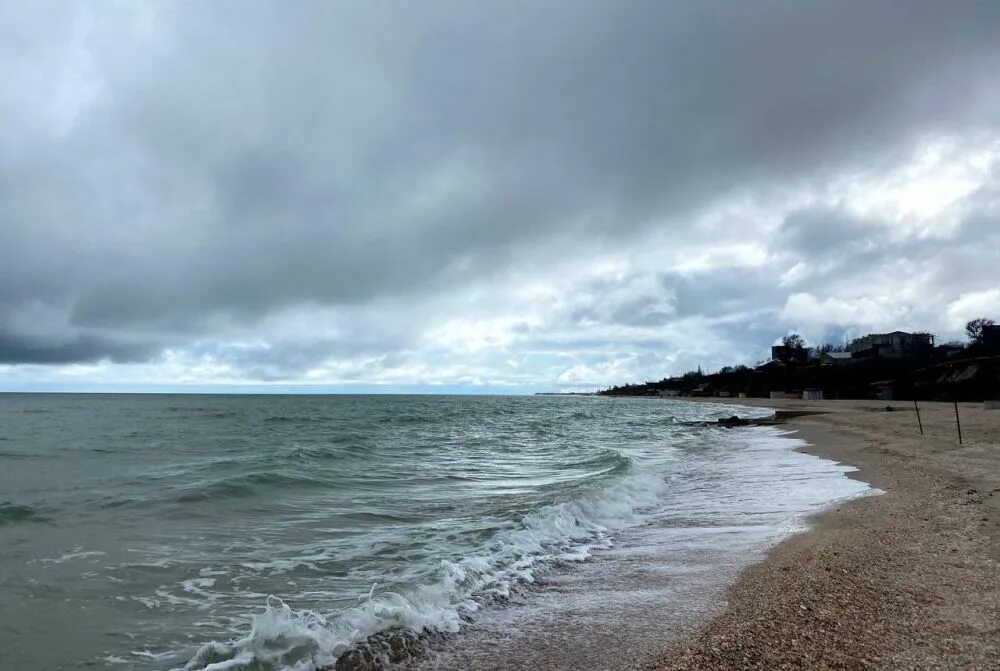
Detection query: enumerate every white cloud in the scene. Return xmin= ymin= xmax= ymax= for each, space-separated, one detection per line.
xmin=945 ymin=289 xmax=1000 ymax=331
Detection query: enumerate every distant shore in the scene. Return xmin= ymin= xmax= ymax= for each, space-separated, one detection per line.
xmin=644 ymin=398 xmax=1000 ymax=670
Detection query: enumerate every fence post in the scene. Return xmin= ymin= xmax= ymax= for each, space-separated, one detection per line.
xmin=913 ymin=399 xmax=923 ymax=435
xmin=954 ymin=400 xmax=962 ymax=445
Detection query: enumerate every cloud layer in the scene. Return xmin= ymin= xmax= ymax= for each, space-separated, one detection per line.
xmin=2 ymin=2 xmax=999 ymax=390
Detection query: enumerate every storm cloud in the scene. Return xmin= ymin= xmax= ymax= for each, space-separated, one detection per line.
xmin=1 ymin=1 xmax=999 ymax=389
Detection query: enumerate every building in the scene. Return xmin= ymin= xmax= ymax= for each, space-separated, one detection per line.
xmin=820 ymin=351 xmax=853 ymax=365
xmin=934 ymin=343 xmax=965 ymax=360
xmin=770 ymin=345 xmax=808 ymax=364
xmin=982 ymin=324 xmax=1000 ymax=351
xmin=756 ymin=358 xmax=785 ymax=371
xmin=850 ymin=331 xmax=934 ymax=359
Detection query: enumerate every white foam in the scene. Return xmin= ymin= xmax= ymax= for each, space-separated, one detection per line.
xmin=180 ymin=466 xmax=670 ymax=670
xmin=37 ymin=549 xmax=107 ymax=564
xmin=103 ymin=655 xmax=130 ymax=665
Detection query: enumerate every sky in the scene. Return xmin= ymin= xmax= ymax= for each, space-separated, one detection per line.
xmin=1 ymin=1 xmax=999 ymax=393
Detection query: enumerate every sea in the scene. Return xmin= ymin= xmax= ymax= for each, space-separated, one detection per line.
xmin=0 ymin=394 xmax=869 ymax=670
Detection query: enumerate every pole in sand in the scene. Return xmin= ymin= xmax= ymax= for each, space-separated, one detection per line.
xmin=913 ymin=399 xmax=923 ymax=435
xmin=953 ymin=400 xmax=962 ymax=445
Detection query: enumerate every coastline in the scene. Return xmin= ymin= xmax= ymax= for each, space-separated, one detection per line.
xmin=393 ymin=401 xmax=853 ymax=671
xmin=644 ymin=399 xmax=1000 ymax=670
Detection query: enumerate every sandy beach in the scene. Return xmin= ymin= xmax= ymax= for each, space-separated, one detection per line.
xmin=646 ymin=399 xmax=1000 ymax=670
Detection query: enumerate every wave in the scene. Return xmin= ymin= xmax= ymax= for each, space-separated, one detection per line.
xmin=173 ymin=472 xmax=331 ymax=503
xmin=263 ymin=415 xmax=331 ymax=425
xmin=375 ymin=414 xmax=436 ymax=425
xmin=0 ymin=449 xmax=47 ymax=460
xmin=554 ymin=449 xmax=630 ymax=474
xmin=91 ymin=468 xmax=341 ymax=510
xmin=0 ymin=502 xmax=52 ymax=527
xmin=181 ymin=458 xmax=667 ymax=671
xmin=166 ymin=406 xmax=237 ymax=415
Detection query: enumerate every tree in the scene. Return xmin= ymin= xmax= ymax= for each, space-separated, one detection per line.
xmin=965 ymin=318 xmax=995 ymax=345
xmin=782 ymin=333 xmax=806 ymax=350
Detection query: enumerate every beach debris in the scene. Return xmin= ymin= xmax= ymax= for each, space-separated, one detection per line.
xmin=679 ymin=414 xmax=779 ymax=428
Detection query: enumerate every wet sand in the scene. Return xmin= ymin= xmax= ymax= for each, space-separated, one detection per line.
xmin=646 ymin=399 xmax=1000 ymax=670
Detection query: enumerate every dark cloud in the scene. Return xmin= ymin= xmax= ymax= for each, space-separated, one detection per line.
xmin=0 ymin=1 xmax=999 ymax=382
xmin=776 ymin=209 xmax=875 ymax=257
xmin=0 ymin=331 xmax=154 ymax=365
xmin=667 ymin=269 xmax=782 ymax=320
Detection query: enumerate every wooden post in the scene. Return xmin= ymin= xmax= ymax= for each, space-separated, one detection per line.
xmin=913 ymin=399 xmax=923 ymax=435
xmin=954 ymin=400 xmax=962 ymax=445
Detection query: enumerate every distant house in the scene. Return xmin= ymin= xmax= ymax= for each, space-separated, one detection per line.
xmin=983 ymin=324 xmax=1000 ymax=351
xmin=934 ymin=343 xmax=965 ymax=360
xmin=756 ymin=359 xmax=785 ymax=371
xmin=803 ymin=388 xmax=824 ymax=400
xmin=770 ymin=345 xmax=808 ymax=364
xmin=769 ymin=390 xmax=799 ymax=399
xmin=819 ymin=351 xmax=853 ymax=365
xmin=850 ymin=331 xmax=934 ymax=359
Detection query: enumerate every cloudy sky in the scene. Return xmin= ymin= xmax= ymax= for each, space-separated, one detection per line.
xmin=1 ymin=1 xmax=999 ymax=392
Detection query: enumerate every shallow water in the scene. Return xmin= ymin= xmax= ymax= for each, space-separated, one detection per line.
xmin=0 ymin=394 xmax=867 ymax=670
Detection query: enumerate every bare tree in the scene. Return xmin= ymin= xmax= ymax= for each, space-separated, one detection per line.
xmin=782 ymin=333 xmax=806 ymax=350
xmin=965 ymin=318 xmax=996 ymax=344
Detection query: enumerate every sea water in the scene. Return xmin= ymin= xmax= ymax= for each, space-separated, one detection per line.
xmin=0 ymin=394 xmax=868 ymax=670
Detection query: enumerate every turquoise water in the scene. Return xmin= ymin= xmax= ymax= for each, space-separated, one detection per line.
xmin=0 ymin=394 xmax=867 ymax=670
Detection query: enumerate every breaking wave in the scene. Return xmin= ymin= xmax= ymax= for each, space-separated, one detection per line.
xmin=181 ymin=461 xmax=666 ymax=671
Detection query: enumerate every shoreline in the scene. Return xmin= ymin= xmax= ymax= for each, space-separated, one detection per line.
xmin=392 ymin=402 xmax=845 ymax=671
xmin=644 ymin=398 xmax=1000 ymax=670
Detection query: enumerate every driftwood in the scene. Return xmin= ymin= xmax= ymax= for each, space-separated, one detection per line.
xmin=681 ymin=410 xmax=827 ymax=428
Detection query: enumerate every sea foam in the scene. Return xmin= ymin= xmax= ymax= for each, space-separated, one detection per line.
xmin=181 ymin=464 xmax=668 ymax=670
